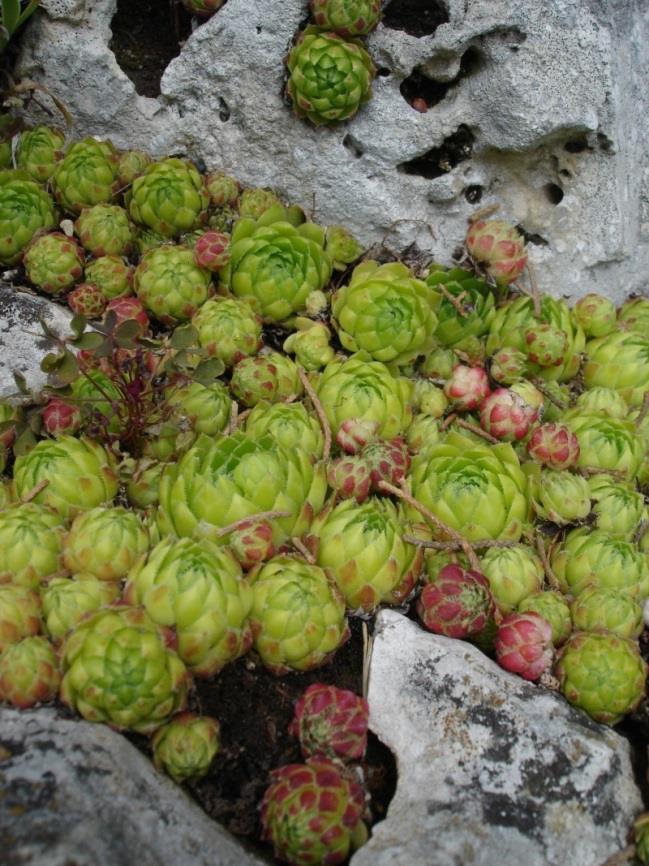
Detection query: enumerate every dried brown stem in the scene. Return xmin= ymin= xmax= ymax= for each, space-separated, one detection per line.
xmin=534 ymin=531 xmax=561 ymax=591
xmin=215 ymin=510 xmax=290 ymax=538
xmin=635 ymin=390 xmax=649 ymax=429
xmin=298 ymin=366 xmax=332 ymax=461
xmin=404 ymin=536 xmax=519 ymax=552
xmin=633 ymin=520 xmax=649 ymax=547
xmin=454 ymin=417 xmax=499 ymax=444
xmin=21 ymin=479 xmax=49 ymax=503
xmin=597 ymin=845 xmax=635 ymax=866
xmin=379 ymin=479 xmax=481 ymax=571
xmin=468 ymin=203 xmax=500 ymax=224
xmin=440 ymin=412 xmax=457 ymax=431
xmin=227 ymin=400 xmax=239 ymax=435
xmin=438 ymin=284 xmax=469 ymax=317
xmin=576 ymin=466 xmax=628 ymax=481
xmin=292 ymin=536 xmax=316 ymax=564
xmin=531 ymin=378 xmax=569 ymax=411
xmin=234 ymin=408 xmax=251 ymax=429
xmin=526 ymin=262 xmax=542 ymax=319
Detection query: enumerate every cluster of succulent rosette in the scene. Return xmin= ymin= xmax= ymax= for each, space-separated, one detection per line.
xmin=0 ymin=114 xmax=649 ymax=864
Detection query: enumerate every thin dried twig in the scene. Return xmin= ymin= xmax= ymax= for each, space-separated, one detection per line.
xmin=234 ymin=408 xmax=251 ymax=429
xmin=454 ymin=417 xmax=499 ymax=444
xmin=440 ymin=413 xmax=457 ymax=431
xmin=468 ymin=203 xmax=500 ymax=224
xmin=534 ymin=531 xmax=561 ymax=591
xmin=292 ymin=536 xmax=316 ymax=563
xmin=633 ymin=520 xmax=649 ymax=547
xmin=531 ymin=378 xmax=569 ymax=411
xmin=576 ymin=466 xmax=628 ymax=481
xmin=21 ymin=479 xmax=49 ymax=503
xmin=227 ymin=400 xmax=239 ymax=435
xmin=298 ymin=366 xmax=332 ymax=461
xmin=404 ymin=535 xmax=519 ymax=552
xmin=635 ymin=390 xmax=649 ymax=429
xmin=361 ymin=620 xmax=372 ymax=702
xmin=216 ymin=510 xmax=290 ymax=538
xmin=526 ymin=262 xmax=542 ymax=319
xmin=438 ymin=284 xmax=469 ymax=317
xmin=379 ymin=479 xmax=481 ymax=571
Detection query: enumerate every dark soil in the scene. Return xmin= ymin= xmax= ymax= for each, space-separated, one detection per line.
xmin=109 ymin=0 xmax=193 ymax=98
xmin=127 ymin=617 xmax=397 ymax=863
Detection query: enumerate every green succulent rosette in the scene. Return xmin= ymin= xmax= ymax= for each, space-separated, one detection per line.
xmin=225 ymin=206 xmax=332 ymax=322
xmin=52 ymin=137 xmax=119 ymax=214
xmin=412 ymin=380 xmax=448 ymax=418
xmin=157 ymin=432 xmax=327 ymax=546
xmin=152 ymin=712 xmax=221 ymax=783
xmin=124 ymin=458 xmax=165 ymax=510
xmin=551 ymin=526 xmax=649 ymax=598
xmin=16 ymin=126 xmax=65 ymax=182
xmin=582 ymin=330 xmax=649 ymax=407
xmin=75 ymin=203 xmax=134 ymax=257
xmin=325 ymin=224 xmax=364 ymax=270
xmin=230 ymin=352 xmax=303 ymax=407
xmin=117 ymin=149 xmax=153 ymax=186
xmin=518 ymin=590 xmax=572 ymax=646
xmin=60 ymin=605 xmax=190 ymax=733
xmin=128 ymin=157 xmax=209 ymax=237
xmin=530 ymin=468 xmax=591 ymax=525
xmin=244 ymin=401 xmax=324 ymax=457
xmin=13 ymin=435 xmax=119 ymax=519
xmin=316 ymin=353 xmax=413 ymax=439
xmin=23 ymin=232 xmax=84 ymax=295
xmin=411 ymin=431 xmax=530 ymax=542
xmin=486 ymin=295 xmax=585 ymax=382
xmin=554 ymin=630 xmax=647 ymax=725
xmin=84 ymin=254 xmax=133 ymax=300
xmin=248 ymin=555 xmax=349 ymax=674
xmin=406 ymin=414 xmax=441 ymax=456
xmin=331 ymin=261 xmax=439 ymax=366
xmin=0 ymin=584 xmax=42 ymax=652
xmin=0 ymin=635 xmax=61 ymax=708
xmin=312 ymin=0 xmax=381 ymax=36
xmin=618 ymin=296 xmax=649 ymax=338
xmin=563 ymin=411 xmax=644 ymax=480
xmin=62 ymin=506 xmax=150 ymax=582
xmin=588 ymin=476 xmax=645 ymax=540
xmin=192 ymin=297 xmax=262 ymax=365
xmin=205 ymin=171 xmax=239 ymax=208
xmin=134 ymin=245 xmax=211 ymax=324
xmin=426 ymin=264 xmax=495 ymax=353
xmin=238 ymin=187 xmax=282 ymax=220
xmin=479 ymin=543 xmax=544 ymax=614
xmin=570 ymin=586 xmax=643 ymax=640
xmin=0 ymin=503 xmax=65 ymax=590
xmin=0 ymin=178 xmax=57 ymax=264
xmin=309 ymin=497 xmax=427 ymax=612
xmin=286 ymin=26 xmax=376 ymax=125
xmin=123 ymin=537 xmax=252 ymax=677
xmin=166 ymin=380 xmax=232 ymax=437
xmin=41 ymin=574 xmax=120 ymax=642
xmin=635 ymin=814 xmax=649 ymax=866
xmin=571 ymin=293 xmax=616 ymax=339
xmin=283 ymin=321 xmax=335 ymax=371
xmin=574 ymin=387 xmax=628 ymax=419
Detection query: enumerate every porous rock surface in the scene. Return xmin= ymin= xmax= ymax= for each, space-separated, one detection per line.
xmin=352 ymin=609 xmax=642 ymax=866
xmin=0 ymin=283 xmax=73 ymax=399
xmin=17 ymin=0 xmax=649 ymax=302
xmin=0 ymin=706 xmax=267 ymax=866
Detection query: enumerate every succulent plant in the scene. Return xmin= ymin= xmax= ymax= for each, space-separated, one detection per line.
xmin=618 ymin=296 xmax=649 ymax=338
xmin=228 ymin=518 xmax=275 ymax=570
xmin=465 ymin=219 xmax=528 ymax=287
xmin=571 ymin=293 xmax=617 ymax=338
xmin=244 ymin=400 xmax=324 ymax=456
xmin=479 ymin=387 xmax=538 ymax=442
xmin=42 ymin=399 xmax=82 ymax=437
xmin=362 ymin=436 xmax=410 ymax=491
xmin=0 ymin=584 xmax=41 ymax=652
xmin=52 ymin=137 xmax=120 ymax=214
xmin=570 ymin=586 xmax=643 ymax=640
xmin=0 ymin=503 xmax=65 ymax=590
xmin=283 ymin=321 xmax=335 ymax=371
xmin=554 ymin=630 xmax=647 ymax=724
xmin=249 ymin=556 xmax=349 ymax=674
xmin=530 ymin=469 xmax=591 ymax=525
xmin=588 ymin=476 xmax=645 ymax=540
xmin=489 ymin=347 xmax=528 ymax=385
xmin=128 ymin=157 xmax=209 ymax=237
xmin=238 ymin=187 xmax=282 ymax=219
xmin=41 ymin=574 xmax=120 ymax=642
xmin=495 ymin=611 xmax=554 ymax=681
xmin=325 ymin=224 xmax=364 ymax=269
xmin=116 ymin=149 xmax=153 ymax=187
xmin=152 ymin=712 xmax=221 ymax=783
xmin=23 ymin=232 xmax=84 ymax=295
xmin=311 ymin=0 xmax=381 ymax=36
xmin=13 ymin=436 xmax=118 ymax=519
xmin=326 ymin=455 xmax=372 ymax=503
xmin=193 ymin=230 xmax=230 ymax=271
xmin=134 ymin=245 xmax=211 ymax=324
xmin=0 ymin=177 xmax=57 ymax=263
xmin=417 ymin=564 xmax=494 ymax=639
xmin=205 ymin=171 xmax=240 ymax=207
xmin=583 ymin=330 xmax=649 ymax=407
xmin=84 ymin=254 xmax=134 ymax=300
xmin=290 ymin=683 xmax=369 ymax=762
xmin=479 ymin=543 xmax=544 ymax=614
xmin=182 ymin=0 xmax=224 ymax=16
xmin=517 ymin=590 xmax=572 ymax=647
xmin=16 ymin=125 xmax=65 ymax=182
xmin=286 ymin=26 xmax=376 ymax=126
xmin=425 ymin=264 xmax=495 ymax=353
xmin=192 ymin=297 xmax=262 ymax=366
xmin=67 ymin=282 xmax=108 ymax=318
xmin=332 ymin=261 xmax=439 ymax=366
xmin=444 ymin=364 xmax=490 ymax=411
xmin=75 ymin=203 xmax=133 ymax=257
xmin=563 ymin=412 xmax=644 ymax=480
xmin=406 ymin=414 xmax=441 ymax=455
xmin=0 ymin=635 xmax=60 ymax=708
xmin=261 ymin=758 xmax=367 ymax=866
xmin=573 ymin=386 xmax=628 ymax=419
xmin=62 ymin=506 xmax=149 ymax=582
xmin=230 ymin=351 xmax=302 ymax=407
xmin=412 ymin=380 xmax=448 ymax=418
xmin=527 ymin=423 xmax=580 ymax=470
xmin=60 ymin=605 xmax=190 ymax=732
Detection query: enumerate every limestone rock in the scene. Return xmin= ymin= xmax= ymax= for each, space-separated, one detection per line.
xmin=16 ymin=0 xmax=649 ymax=302
xmin=0 ymin=284 xmax=73 ymax=399
xmin=352 ymin=609 xmax=642 ymax=866
xmin=0 ymin=706 xmax=266 ymax=866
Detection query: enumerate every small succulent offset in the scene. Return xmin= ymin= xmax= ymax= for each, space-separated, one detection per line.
xmin=290 ymin=683 xmax=369 ymax=762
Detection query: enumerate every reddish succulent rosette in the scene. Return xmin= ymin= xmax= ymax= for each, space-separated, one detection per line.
xmin=42 ymin=398 xmax=82 ymax=436
xmin=289 ymin=683 xmax=369 ymax=763
xmin=527 ymin=423 xmax=580 ymax=470
xmin=417 ymin=564 xmax=495 ymax=640
xmin=67 ymin=282 xmax=107 ymax=318
xmin=326 ymin=456 xmax=371 ymax=503
xmin=465 ymin=219 xmax=528 ymax=286
xmin=494 ymin=611 xmax=554 ymax=681
xmin=362 ymin=437 xmax=410 ymax=491
xmin=336 ymin=418 xmax=380 ymax=454
xmin=229 ymin=518 xmax=275 ymax=570
xmin=479 ymin=388 xmax=537 ymax=441
xmin=104 ymin=296 xmax=151 ymax=334
xmin=194 ymin=230 xmax=231 ymax=272
xmin=444 ymin=365 xmax=490 ymax=411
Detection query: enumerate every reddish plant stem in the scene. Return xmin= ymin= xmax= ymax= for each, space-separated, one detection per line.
xmin=21 ymin=479 xmax=49 ymax=503
xmin=292 ymin=536 xmax=316 ymax=564
xmin=298 ymin=366 xmax=332 ymax=461
xmin=404 ymin=536 xmax=518 ymax=552
xmin=454 ymin=417 xmax=499 ymax=444
xmin=533 ymin=531 xmax=561 ymax=592
xmin=438 ymin=284 xmax=469 ymax=317
xmin=440 ymin=413 xmax=457 ymax=431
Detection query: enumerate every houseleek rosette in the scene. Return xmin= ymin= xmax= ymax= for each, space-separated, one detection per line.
xmin=225 ymin=206 xmax=332 ymax=321
xmin=62 ymin=506 xmax=150 ymax=582
xmin=0 ymin=503 xmax=65 ymax=590
xmin=13 ymin=436 xmax=118 ymax=519
xmin=332 ymin=261 xmax=439 ymax=366
xmin=563 ymin=411 xmax=644 ymax=480
xmin=583 ymin=330 xmax=649 ymax=407
xmin=16 ymin=125 xmax=65 ymax=182
xmin=152 ymin=713 xmax=221 ymax=783
xmin=128 ymin=157 xmax=209 ymax=237
xmin=157 ymin=432 xmax=327 ymax=545
xmin=191 ymin=297 xmax=262 ymax=365
xmin=59 ymin=605 xmax=190 ymax=733
xmin=426 ymin=264 xmax=495 ymax=352
xmin=486 ymin=295 xmax=585 ymax=381
xmin=309 ymin=496 xmax=428 ymax=611
xmin=134 ymin=245 xmax=211 ymax=324
xmin=410 ymin=431 xmax=530 ymax=541
xmin=315 ymin=353 xmax=413 ymax=439
xmin=248 ymin=556 xmax=349 ymax=674
xmin=0 ymin=178 xmax=57 ymax=263
xmin=588 ymin=476 xmax=645 ymax=540
xmin=311 ymin=0 xmax=381 ymax=36
xmin=41 ymin=575 xmax=120 ymax=642
xmin=244 ymin=401 xmax=324 ymax=457
xmin=551 ymin=527 xmax=649 ymax=598
xmin=52 ymin=137 xmax=119 ymax=214
xmin=286 ymin=26 xmax=376 ymax=125
xmin=123 ymin=537 xmax=252 ymax=677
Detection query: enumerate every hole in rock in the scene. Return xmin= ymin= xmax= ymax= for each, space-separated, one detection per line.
xmin=459 ymin=45 xmax=485 ymax=77
xmin=218 ymin=97 xmax=230 ymax=122
xmin=516 ymin=225 xmax=548 ymax=246
xmin=343 ymin=133 xmax=364 ymax=158
xmin=597 ymin=132 xmax=614 ymax=153
xmin=400 ymin=69 xmax=453 ymax=111
xmin=544 ymin=183 xmax=564 ymax=205
xmin=383 ymin=0 xmax=449 ymax=37
xmin=376 ymin=67 xmax=392 ymax=77
xmin=127 ymin=617 xmax=398 ymax=855
xmin=110 ymin=0 xmax=192 ymax=98
xmin=398 ymin=125 xmax=474 ymax=179
xmin=564 ymin=137 xmax=590 ymax=153
xmin=464 ymin=185 xmax=483 ymax=204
